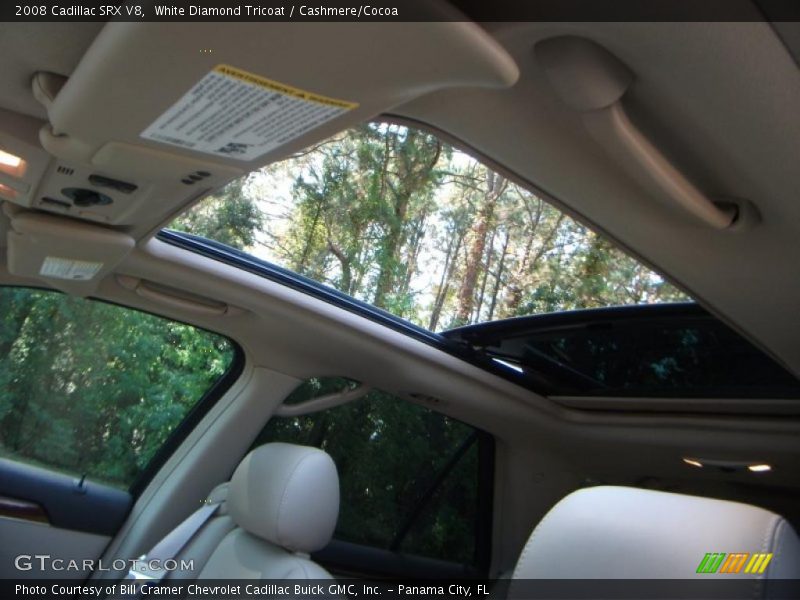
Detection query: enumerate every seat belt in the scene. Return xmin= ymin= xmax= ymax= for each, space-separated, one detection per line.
xmin=126 ymin=500 xmax=220 ymax=582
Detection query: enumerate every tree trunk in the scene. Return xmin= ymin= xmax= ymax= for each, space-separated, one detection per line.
xmin=373 ymin=192 xmax=410 ymax=309
xmin=327 ymin=239 xmax=353 ymax=294
xmin=488 ymin=230 xmax=511 ymax=321
xmin=428 ymin=228 xmax=465 ymax=331
xmin=473 ymin=225 xmax=497 ymax=322
xmin=400 ymin=212 xmax=429 ymax=297
xmin=503 ymin=213 xmax=565 ymax=318
xmin=373 ymin=135 xmax=441 ymax=309
xmin=296 ymin=196 xmax=324 ymax=272
xmin=455 ymin=170 xmax=506 ymax=325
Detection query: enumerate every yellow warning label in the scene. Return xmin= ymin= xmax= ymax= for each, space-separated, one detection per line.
xmin=141 ymin=64 xmax=359 ymax=161
xmin=214 ymin=65 xmax=358 ymax=110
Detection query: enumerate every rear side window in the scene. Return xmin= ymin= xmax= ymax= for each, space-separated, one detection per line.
xmin=0 ymin=287 xmax=237 ymax=489
xmin=251 ymin=378 xmax=492 ymax=569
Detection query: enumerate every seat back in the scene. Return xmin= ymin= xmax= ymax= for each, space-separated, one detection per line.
xmin=513 ymin=486 xmax=800 ymax=580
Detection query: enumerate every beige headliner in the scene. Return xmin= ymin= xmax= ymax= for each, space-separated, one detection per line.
xmin=1 ymin=19 xmax=799 ymax=573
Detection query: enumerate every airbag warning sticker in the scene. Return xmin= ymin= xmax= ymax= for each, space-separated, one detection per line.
xmin=141 ymin=65 xmax=358 ymax=161
xmin=40 ymin=257 xmax=103 ymax=281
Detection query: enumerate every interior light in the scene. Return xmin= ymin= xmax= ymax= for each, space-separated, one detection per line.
xmin=747 ymin=464 xmax=772 ymax=473
xmin=492 ymin=358 xmax=524 ymax=374
xmin=0 ymin=149 xmax=22 ymax=167
xmin=0 ymin=148 xmax=27 ymax=178
xmin=0 ymin=182 xmax=18 ymax=199
xmin=682 ymin=458 xmax=703 ymax=468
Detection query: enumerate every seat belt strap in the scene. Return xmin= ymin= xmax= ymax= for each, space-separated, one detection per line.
xmin=126 ymin=501 xmax=220 ymax=582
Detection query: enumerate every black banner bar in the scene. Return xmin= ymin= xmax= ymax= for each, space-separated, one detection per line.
xmin=3 ymin=0 xmax=800 ymax=22
xmin=3 ymin=579 xmax=800 ymax=600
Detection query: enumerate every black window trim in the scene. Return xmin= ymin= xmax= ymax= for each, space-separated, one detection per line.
xmin=129 ymin=341 xmax=244 ymax=496
xmin=474 ymin=430 xmax=495 ymax=572
xmin=157 ymin=233 xmax=800 ymax=415
xmin=314 ymin=430 xmax=494 ymax=578
xmin=156 ymin=229 xmax=546 ymax=394
xmin=388 ymin=429 xmax=494 ymax=574
xmin=389 ymin=430 xmax=479 ymax=552
xmin=387 ymin=429 xmax=495 ymax=573
xmin=254 ymin=379 xmax=495 ymax=576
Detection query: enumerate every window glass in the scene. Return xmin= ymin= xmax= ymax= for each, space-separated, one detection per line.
xmin=168 ymin=123 xmax=688 ymax=332
xmin=532 ymin=321 xmax=795 ymax=397
xmin=0 ymin=287 xmax=236 ymax=489
xmin=251 ymin=378 xmax=488 ymax=566
xmin=443 ymin=305 xmax=800 ymax=398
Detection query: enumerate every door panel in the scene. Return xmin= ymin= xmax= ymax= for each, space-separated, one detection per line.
xmin=0 ymin=518 xmax=110 ymax=579
xmin=0 ymin=460 xmax=131 ymax=578
xmin=0 ymin=459 xmax=131 ymax=535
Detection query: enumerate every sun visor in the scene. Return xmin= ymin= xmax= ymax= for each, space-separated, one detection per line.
xmin=26 ymin=16 xmax=516 ymax=235
xmin=39 ymin=17 xmax=518 ymax=171
xmin=6 ymin=211 xmax=134 ymax=296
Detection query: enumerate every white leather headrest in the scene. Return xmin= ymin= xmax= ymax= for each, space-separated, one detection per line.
xmin=228 ymin=443 xmax=339 ymax=553
xmin=514 ymin=486 xmax=800 ymax=580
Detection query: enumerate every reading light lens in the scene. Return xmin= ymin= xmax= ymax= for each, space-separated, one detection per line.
xmin=682 ymin=458 xmax=703 ymax=468
xmin=0 ymin=148 xmax=26 ymax=178
xmin=492 ymin=358 xmax=524 ymax=373
xmin=0 ymin=182 xmax=17 ymax=199
xmin=0 ymin=149 xmax=22 ymax=168
xmin=748 ymin=464 xmax=771 ymax=473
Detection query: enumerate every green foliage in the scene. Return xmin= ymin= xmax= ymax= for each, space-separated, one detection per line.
xmin=170 ymin=124 xmax=689 ymax=331
xmin=279 ymin=124 xmax=447 ymax=316
xmin=253 ymin=378 xmax=479 ymax=565
xmin=171 ymin=175 xmax=264 ymax=250
xmin=0 ymin=288 xmax=234 ymax=488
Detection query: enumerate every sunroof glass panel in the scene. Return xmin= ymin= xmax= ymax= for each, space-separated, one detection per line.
xmin=444 ymin=305 xmax=800 ymax=399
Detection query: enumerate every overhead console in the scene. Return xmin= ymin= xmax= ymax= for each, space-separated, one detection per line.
xmin=1 ymin=14 xmax=518 ymax=240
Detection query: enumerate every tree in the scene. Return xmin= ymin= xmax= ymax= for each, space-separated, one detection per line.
xmin=453 ymin=169 xmax=507 ymax=327
xmin=0 ymin=288 xmax=234 ymax=488
xmin=253 ymin=377 xmax=480 ymax=565
xmin=171 ymin=175 xmax=264 ymax=250
xmin=170 ymin=123 xmax=689 ymax=329
xmin=279 ymin=124 xmax=448 ymax=318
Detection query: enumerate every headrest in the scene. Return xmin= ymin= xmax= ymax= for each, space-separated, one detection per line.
xmin=228 ymin=443 xmax=339 ymax=553
xmin=513 ymin=486 xmax=800 ymax=579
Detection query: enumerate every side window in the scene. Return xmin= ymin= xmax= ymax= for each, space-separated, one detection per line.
xmin=251 ymin=378 xmax=493 ymax=569
xmin=0 ymin=287 xmax=237 ymax=490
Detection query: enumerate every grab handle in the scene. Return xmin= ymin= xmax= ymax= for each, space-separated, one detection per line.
xmin=536 ymin=36 xmax=742 ymax=230
xmin=586 ymin=102 xmax=737 ymax=229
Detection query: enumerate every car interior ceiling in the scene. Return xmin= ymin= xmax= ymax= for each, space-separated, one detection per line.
xmin=0 ymin=13 xmax=799 ymax=585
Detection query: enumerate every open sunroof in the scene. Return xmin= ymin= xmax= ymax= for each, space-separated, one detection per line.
xmin=442 ymin=303 xmax=800 ymax=399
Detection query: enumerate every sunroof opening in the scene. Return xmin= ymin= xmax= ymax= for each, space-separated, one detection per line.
xmin=167 ymin=122 xmax=689 ymax=331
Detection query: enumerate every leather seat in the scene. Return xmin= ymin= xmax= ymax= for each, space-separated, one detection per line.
xmin=513 ymin=486 xmax=800 ymax=580
xmin=170 ymin=442 xmax=339 ymax=579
